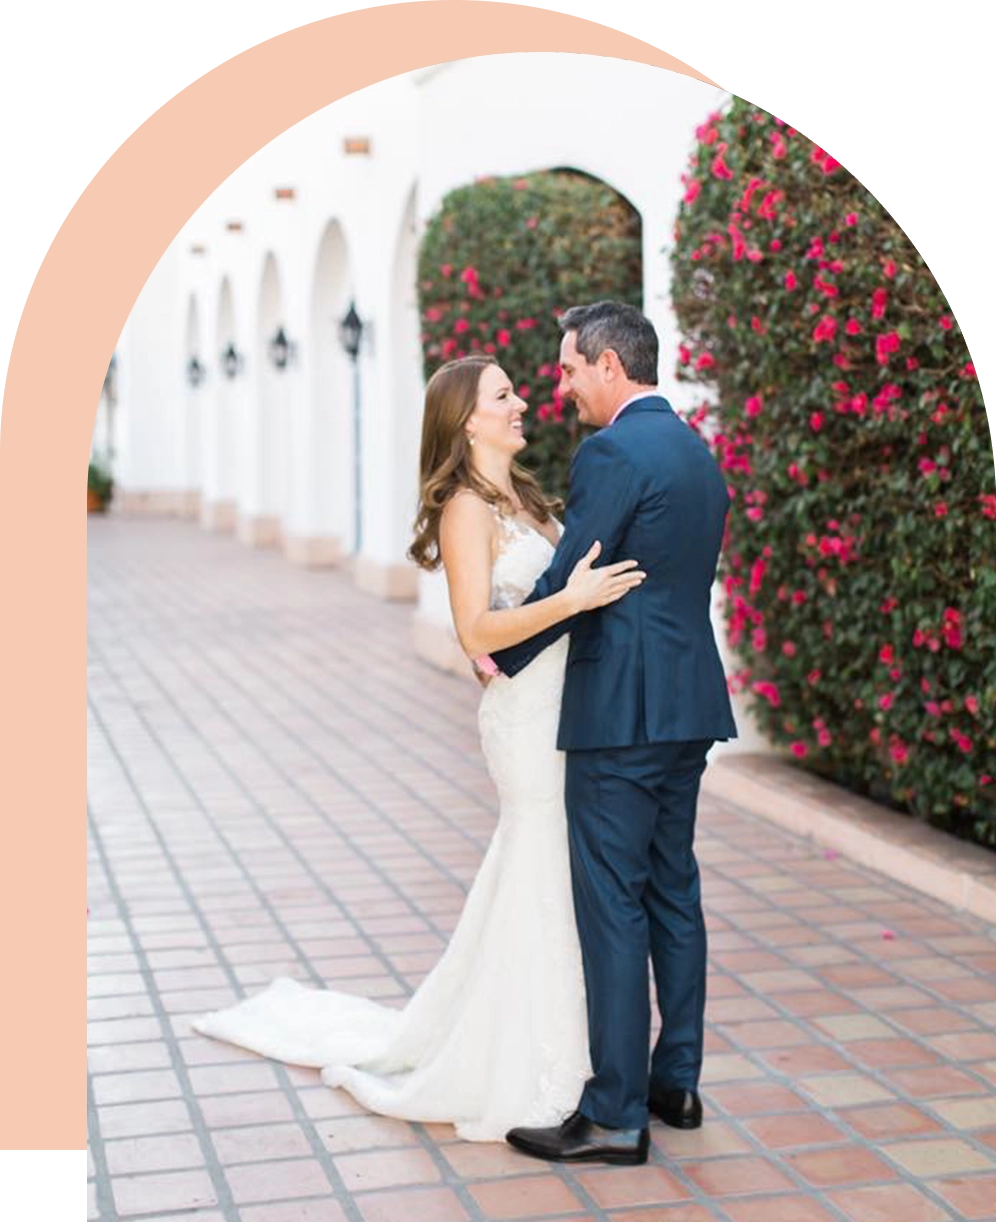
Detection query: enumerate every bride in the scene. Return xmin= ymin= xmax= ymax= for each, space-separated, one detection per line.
xmin=193 ymin=355 xmax=645 ymax=1141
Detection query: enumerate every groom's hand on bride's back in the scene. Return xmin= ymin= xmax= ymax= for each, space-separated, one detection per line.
xmin=564 ymin=540 xmax=646 ymax=615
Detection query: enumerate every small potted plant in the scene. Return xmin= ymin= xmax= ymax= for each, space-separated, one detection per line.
xmin=87 ymin=459 xmax=114 ymax=513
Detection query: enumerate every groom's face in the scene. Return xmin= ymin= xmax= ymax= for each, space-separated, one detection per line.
xmin=558 ymin=330 xmax=610 ymax=427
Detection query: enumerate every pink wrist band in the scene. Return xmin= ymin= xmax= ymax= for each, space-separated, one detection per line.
xmin=474 ymin=654 xmax=500 ymax=676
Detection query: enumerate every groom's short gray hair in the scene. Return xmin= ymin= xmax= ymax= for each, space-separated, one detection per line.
xmin=559 ymin=301 xmax=659 ymax=385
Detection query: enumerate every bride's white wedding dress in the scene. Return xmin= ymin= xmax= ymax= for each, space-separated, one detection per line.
xmin=193 ymin=510 xmax=591 ymax=1141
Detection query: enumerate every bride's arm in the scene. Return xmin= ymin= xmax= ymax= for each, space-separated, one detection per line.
xmin=439 ymin=492 xmax=642 ymax=659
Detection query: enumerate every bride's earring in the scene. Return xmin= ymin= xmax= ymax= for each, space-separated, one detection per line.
xmin=467 ymin=434 xmax=476 ymax=447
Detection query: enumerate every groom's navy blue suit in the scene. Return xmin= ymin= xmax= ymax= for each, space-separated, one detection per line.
xmin=491 ymin=395 xmax=737 ymax=1130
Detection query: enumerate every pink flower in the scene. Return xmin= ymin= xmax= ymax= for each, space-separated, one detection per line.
xmin=440 ymin=263 xmax=453 ymax=277
xmin=441 ymin=338 xmax=458 ymax=358
xmin=785 ymin=270 xmax=798 ymax=291
xmin=889 ymin=741 xmax=909 ymax=764
xmin=934 ymin=502 xmax=948 ymax=518
xmin=678 ymin=344 xmax=692 ymax=366
xmin=771 ymin=132 xmax=788 ymax=159
xmin=496 ymin=329 xmax=511 ymax=347
xmin=752 ymin=680 xmax=781 ymax=707
xmin=782 ymin=641 xmax=797 ymax=657
xmin=712 ymin=147 xmax=734 ymax=180
xmin=845 ymin=318 xmax=863 ymax=336
xmin=453 ymin=318 xmax=470 ymax=334
xmin=845 ymin=212 xmax=859 ymax=226
xmin=746 ymin=507 xmax=764 ymax=522
xmin=818 ymin=727 xmax=832 ymax=747
xmin=696 ymin=352 xmax=717 ymax=371
xmin=515 ymin=317 xmax=538 ymax=330
xmin=525 ymin=216 xmax=539 ymax=230
xmin=758 ymin=190 xmax=783 ymax=220
xmin=792 ymin=590 xmax=808 ymax=605
xmin=939 ymin=315 xmax=953 ymax=330
xmin=790 ymin=741 xmax=808 ymax=758
xmin=871 ymin=287 xmax=888 ymax=319
xmin=808 ymin=669 xmax=821 ymax=685
xmin=728 ymin=222 xmax=747 ymax=260
xmin=745 ymin=395 xmax=763 ymax=418
xmin=879 ymin=693 xmax=894 ymax=711
xmin=950 ymin=729 xmax=973 ymax=754
xmin=918 ymin=457 xmax=937 ymax=477
xmin=684 ymin=179 xmax=702 ymax=205
xmin=876 ymin=331 xmax=901 ymax=364
xmin=962 ymin=362 xmax=977 ymax=378
xmin=752 ymin=627 xmax=767 ymax=652
xmin=812 ymin=316 xmax=837 ymax=344
xmin=460 ymin=266 xmax=479 ymax=284
xmin=810 ymin=412 xmax=824 ymax=432
xmin=879 ymin=645 xmax=894 ymax=664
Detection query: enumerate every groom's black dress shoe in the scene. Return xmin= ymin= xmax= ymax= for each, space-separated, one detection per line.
xmin=648 ymin=1088 xmax=703 ymax=1130
xmin=506 ymin=1110 xmax=649 ymax=1165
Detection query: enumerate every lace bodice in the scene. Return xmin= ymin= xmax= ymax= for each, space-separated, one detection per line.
xmin=489 ymin=508 xmax=562 ymax=610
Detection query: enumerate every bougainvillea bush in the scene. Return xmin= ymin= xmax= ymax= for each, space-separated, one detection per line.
xmin=671 ymin=98 xmax=995 ymax=847
xmin=418 ymin=170 xmax=642 ymax=499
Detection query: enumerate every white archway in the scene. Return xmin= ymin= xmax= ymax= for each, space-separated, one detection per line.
xmin=298 ymin=219 xmax=352 ymax=563
xmin=202 ymin=276 xmax=239 ymax=532
xmin=239 ymin=252 xmax=287 ymax=547
xmin=180 ymin=294 xmax=204 ymax=517
xmin=387 ymin=184 xmax=423 ymax=584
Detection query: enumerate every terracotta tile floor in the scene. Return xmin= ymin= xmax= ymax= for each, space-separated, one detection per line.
xmin=88 ymin=519 xmax=996 ymax=1221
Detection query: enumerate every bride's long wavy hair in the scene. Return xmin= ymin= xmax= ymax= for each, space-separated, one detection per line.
xmin=408 ymin=356 xmax=562 ymax=571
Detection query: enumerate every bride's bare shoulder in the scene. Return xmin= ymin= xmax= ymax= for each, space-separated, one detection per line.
xmin=442 ymin=489 xmax=495 ymax=530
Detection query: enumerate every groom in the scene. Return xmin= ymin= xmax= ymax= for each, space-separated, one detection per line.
xmin=485 ymin=301 xmax=737 ymax=1165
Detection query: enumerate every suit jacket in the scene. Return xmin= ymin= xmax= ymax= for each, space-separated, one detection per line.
xmin=490 ymin=396 xmax=738 ymax=751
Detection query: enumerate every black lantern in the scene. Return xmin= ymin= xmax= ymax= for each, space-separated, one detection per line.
xmin=221 ymin=341 xmax=243 ymax=379
xmin=338 ymin=302 xmax=364 ymax=362
xmin=268 ymin=325 xmax=295 ymax=371
xmin=186 ymin=355 xmax=206 ymax=388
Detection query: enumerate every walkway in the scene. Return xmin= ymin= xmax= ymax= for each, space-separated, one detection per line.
xmin=87 ymin=518 xmax=996 ymax=1222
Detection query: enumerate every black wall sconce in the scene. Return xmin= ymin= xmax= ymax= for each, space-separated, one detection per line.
xmin=221 ymin=342 xmax=244 ymax=379
xmin=267 ymin=326 xmax=297 ymax=371
xmin=187 ymin=355 xmax=206 ymax=388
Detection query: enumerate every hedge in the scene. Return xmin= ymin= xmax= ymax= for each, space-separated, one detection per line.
xmin=670 ymin=98 xmax=995 ymax=847
xmin=417 ymin=169 xmax=642 ymax=500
